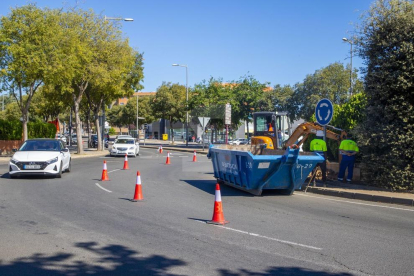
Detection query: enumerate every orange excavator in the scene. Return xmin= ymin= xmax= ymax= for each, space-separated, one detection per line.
xmin=282 ymin=122 xmax=347 ymax=149
xmin=250 ymin=112 xmax=346 ymax=151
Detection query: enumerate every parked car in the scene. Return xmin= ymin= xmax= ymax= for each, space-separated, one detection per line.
xmin=71 ymin=134 xmax=77 ymax=145
xmin=110 ymin=137 xmax=139 ymax=157
xmin=56 ymin=134 xmax=67 ymax=144
xmin=9 ymin=139 xmax=71 ymax=178
xmin=90 ymin=135 xmax=108 ymax=148
xmin=232 ymin=138 xmax=248 ymax=145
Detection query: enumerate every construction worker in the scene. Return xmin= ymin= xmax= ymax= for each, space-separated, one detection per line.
xmin=310 ymin=130 xmax=327 ymax=184
xmin=338 ymin=133 xmax=359 ymax=183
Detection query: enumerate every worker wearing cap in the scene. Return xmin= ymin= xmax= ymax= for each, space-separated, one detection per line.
xmin=310 ymin=130 xmax=327 ymax=184
xmin=338 ymin=133 xmax=359 ymax=183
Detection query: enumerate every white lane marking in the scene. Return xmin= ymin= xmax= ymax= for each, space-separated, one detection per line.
xmin=196 ymin=221 xmax=321 ymax=250
xmin=297 ymin=193 xmax=414 ymax=212
xmin=108 ymin=169 xmax=120 ymax=174
xmin=95 ymin=183 xmax=112 ymax=193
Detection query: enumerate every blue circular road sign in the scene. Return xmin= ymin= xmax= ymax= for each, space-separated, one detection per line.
xmin=315 ymin=99 xmax=334 ymax=125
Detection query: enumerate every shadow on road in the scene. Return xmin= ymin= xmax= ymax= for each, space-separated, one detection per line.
xmin=182 ymin=179 xmax=298 ymax=197
xmin=219 ymin=267 xmax=354 ymax=276
xmin=181 ymin=179 xmax=254 ymax=197
xmin=0 ymin=241 xmax=186 ymax=276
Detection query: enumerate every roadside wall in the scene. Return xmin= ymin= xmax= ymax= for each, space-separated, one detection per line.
xmin=0 ymin=140 xmax=23 ymax=156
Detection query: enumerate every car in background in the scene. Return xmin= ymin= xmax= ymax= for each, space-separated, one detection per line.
xmin=232 ymin=138 xmax=248 ymax=145
xmin=71 ymin=134 xmax=77 ymax=145
xmin=90 ymin=135 xmax=108 ymax=148
xmin=115 ymin=135 xmax=133 ymax=139
xmin=9 ymin=139 xmax=71 ymax=178
xmin=110 ymin=137 xmax=139 ymax=157
xmin=56 ymin=134 xmax=67 ymax=144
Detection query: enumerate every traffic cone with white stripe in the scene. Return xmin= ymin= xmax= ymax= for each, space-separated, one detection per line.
xmin=165 ymin=152 xmax=171 ymax=165
xmin=123 ymin=154 xmax=130 ymax=170
xmin=159 ymin=145 xmax=163 ymax=154
xmin=100 ymin=160 xmax=110 ymax=181
xmin=207 ymin=183 xmax=228 ymax=225
xmin=132 ymin=171 xmax=144 ymax=201
xmin=192 ymin=151 xmax=197 ymax=162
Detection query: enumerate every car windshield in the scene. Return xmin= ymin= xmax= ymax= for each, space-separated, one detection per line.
xmin=116 ymin=139 xmax=134 ymax=144
xmin=19 ymin=140 xmax=61 ymax=151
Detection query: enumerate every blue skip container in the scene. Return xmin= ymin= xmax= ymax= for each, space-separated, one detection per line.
xmin=208 ymin=145 xmax=324 ymax=195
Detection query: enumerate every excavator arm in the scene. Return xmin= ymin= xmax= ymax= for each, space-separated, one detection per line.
xmin=283 ymin=122 xmax=346 ymax=149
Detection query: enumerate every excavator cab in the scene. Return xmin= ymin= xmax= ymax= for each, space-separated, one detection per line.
xmin=251 ymin=111 xmax=289 ymax=150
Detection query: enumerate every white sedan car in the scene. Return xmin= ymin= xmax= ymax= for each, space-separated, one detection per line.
xmin=110 ymin=138 xmax=139 ymax=157
xmin=9 ymin=139 xmax=71 ymax=178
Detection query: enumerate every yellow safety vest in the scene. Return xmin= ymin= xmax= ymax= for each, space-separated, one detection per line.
xmin=310 ymin=138 xmax=327 ymax=152
xmin=339 ymin=139 xmax=359 ymax=152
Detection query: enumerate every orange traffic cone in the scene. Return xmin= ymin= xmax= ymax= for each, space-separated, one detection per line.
xmin=101 ymin=160 xmax=110 ymax=181
xmin=132 ymin=171 xmax=144 ymax=201
xmin=207 ymin=183 xmax=228 ymax=225
xmin=123 ymin=154 xmax=129 ymax=170
xmin=159 ymin=145 xmax=163 ymax=154
xmin=165 ymin=152 xmax=171 ymax=165
xmin=192 ymin=151 xmax=197 ymax=162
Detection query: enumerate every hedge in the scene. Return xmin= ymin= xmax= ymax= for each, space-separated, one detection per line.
xmin=0 ymin=119 xmax=56 ymax=140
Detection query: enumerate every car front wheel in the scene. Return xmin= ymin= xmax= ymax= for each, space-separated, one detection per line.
xmin=56 ymin=162 xmax=63 ymax=178
xmin=65 ymin=159 xmax=71 ymax=172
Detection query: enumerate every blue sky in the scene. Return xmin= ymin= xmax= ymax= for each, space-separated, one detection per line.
xmin=1 ymin=0 xmax=373 ymax=92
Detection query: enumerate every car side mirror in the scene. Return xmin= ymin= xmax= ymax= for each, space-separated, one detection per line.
xmin=12 ymin=148 xmax=17 ymax=152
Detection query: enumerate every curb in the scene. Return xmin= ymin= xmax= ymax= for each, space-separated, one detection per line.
xmin=141 ymin=145 xmax=209 ymax=155
xmin=304 ymin=187 xmax=414 ymax=207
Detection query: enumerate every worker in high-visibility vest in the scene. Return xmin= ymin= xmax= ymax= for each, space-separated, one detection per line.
xmin=310 ymin=130 xmax=327 ymax=184
xmin=338 ymin=133 xmax=359 ymax=183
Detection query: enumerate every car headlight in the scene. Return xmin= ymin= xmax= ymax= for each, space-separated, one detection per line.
xmin=10 ymin=158 xmax=18 ymax=164
xmin=46 ymin=157 xmax=58 ymax=165
xmin=112 ymin=146 xmax=116 ymax=150
xmin=129 ymin=147 xmax=134 ymax=150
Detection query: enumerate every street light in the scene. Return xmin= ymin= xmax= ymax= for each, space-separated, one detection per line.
xmin=172 ymin=64 xmax=189 ymax=147
xmin=342 ymin=37 xmax=353 ymax=98
xmin=102 ymin=15 xmax=133 ymax=149
xmin=104 ymin=16 xmax=133 ymax=21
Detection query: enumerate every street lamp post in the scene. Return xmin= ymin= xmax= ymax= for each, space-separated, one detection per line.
xmin=342 ymin=37 xmax=353 ymax=98
xmin=172 ymin=64 xmax=189 ymax=147
xmin=103 ymin=15 xmax=133 ymax=149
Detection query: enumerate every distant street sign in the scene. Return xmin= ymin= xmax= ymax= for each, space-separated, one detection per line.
xmin=198 ymin=117 xmax=210 ymax=129
xmin=225 ymin=103 xmax=231 ymax=125
xmin=315 ymin=99 xmax=334 ymax=126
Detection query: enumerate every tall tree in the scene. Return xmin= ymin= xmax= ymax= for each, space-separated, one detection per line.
xmin=57 ymin=9 xmax=137 ymax=154
xmin=231 ymin=76 xmax=268 ymax=138
xmin=151 ymin=82 xmax=186 ymax=141
xmin=356 ymin=0 xmax=414 ymax=190
xmin=291 ymin=62 xmax=363 ymax=121
xmin=190 ymin=77 xmax=233 ymax=141
xmin=0 ymin=5 xmax=64 ymax=140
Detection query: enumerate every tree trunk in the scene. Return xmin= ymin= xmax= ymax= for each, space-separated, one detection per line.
xmin=95 ymin=112 xmax=102 ymax=151
xmin=246 ymin=120 xmax=250 ymax=143
xmin=74 ymin=100 xmax=83 ymax=154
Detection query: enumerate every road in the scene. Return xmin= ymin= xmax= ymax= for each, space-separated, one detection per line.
xmin=0 ymin=148 xmax=413 ymax=276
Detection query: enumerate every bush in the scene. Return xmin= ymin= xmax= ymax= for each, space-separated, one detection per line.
xmin=28 ymin=121 xmax=56 ymax=139
xmin=0 ymin=120 xmax=56 ymax=140
xmin=0 ymin=119 xmax=22 ymax=140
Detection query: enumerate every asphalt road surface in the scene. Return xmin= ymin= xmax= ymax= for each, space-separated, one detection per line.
xmin=0 ymin=148 xmax=413 ymax=276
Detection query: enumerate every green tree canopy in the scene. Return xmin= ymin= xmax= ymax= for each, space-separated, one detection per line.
xmin=291 ymin=62 xmax=363 ymax=121
xmin=0 ymin=5 xmax=65 ymax=140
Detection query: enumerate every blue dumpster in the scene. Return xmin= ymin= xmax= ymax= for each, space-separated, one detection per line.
xmin=208 ymin=145 xmax=324 ymax=195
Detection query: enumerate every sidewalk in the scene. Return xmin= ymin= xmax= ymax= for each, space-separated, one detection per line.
xmin=2 ymin=140 xmax=413 ymax=207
